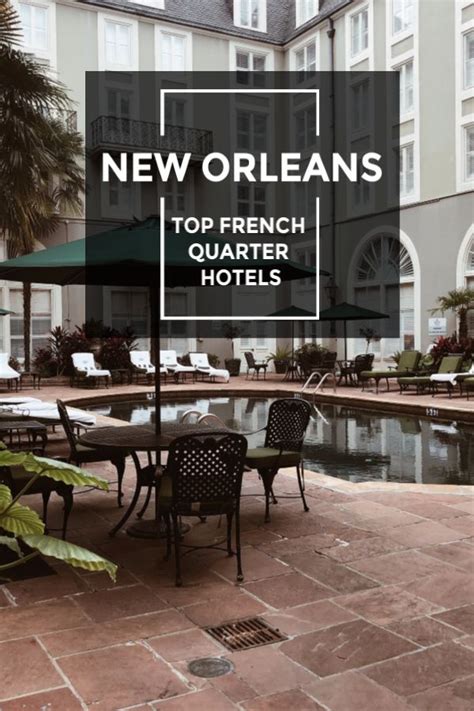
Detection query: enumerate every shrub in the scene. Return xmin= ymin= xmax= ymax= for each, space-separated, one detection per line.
xmin=100 ymin=336 xmax=136 ymax=370
xmin=430 ymin=335 xmax=474 ymax=362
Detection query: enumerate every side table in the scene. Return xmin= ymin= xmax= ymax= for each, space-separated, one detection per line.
xmin=20 ymin=371 xmax=42 ymax=390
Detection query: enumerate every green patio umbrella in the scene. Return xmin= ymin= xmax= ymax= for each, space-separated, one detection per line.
xmin=0 ymin=217 xmax=319 ymax=433
xmin=0 ymin=308 xmax=14 ymax=315
xmin=318 ymin=301 xmax=389 ymax=360
xmin=269 ymin=305 xmax=316 ymax=364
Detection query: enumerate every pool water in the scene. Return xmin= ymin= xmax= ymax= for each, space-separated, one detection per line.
xmin=85 ymin=396 xmax=473 ymax=486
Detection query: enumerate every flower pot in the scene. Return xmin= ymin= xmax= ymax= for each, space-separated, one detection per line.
xmin=225 ymin=358 xmax=241 ymax=376
xmin=273 ymin=359 xmax=288 ymax=374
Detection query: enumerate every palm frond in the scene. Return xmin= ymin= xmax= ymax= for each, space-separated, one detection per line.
xmin=0 ymin=0 xmax=22 ymax=48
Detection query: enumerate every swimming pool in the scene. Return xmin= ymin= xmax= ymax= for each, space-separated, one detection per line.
xmin=85 ymin=396 xmax=473 ymax=486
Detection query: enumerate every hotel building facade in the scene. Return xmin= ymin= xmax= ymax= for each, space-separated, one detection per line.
xmin=1 ymin=0 xmax=473 ymax=364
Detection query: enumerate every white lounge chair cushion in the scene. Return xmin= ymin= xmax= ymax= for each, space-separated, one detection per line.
xmin=189 ymin=353 xmax=230 ymax=382
xmin=131 ymin=351 xmax=155 ymax=374
xmin=160 ymin=350 xmax=195 ymax=374
xmin=0 ymin=353 xmax=20 ymax=379
xmin=0 ymin=401 xmax=96 ymax=426
xmin=72 ymin=353 xmax=111 ymax=378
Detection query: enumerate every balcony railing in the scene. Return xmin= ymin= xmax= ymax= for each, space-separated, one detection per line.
xmin=90 ymin=116 xmax=213 ymax=159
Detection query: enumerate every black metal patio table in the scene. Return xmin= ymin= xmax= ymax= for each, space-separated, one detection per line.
xmin=79 ymin=421 xmax=232 ymax=538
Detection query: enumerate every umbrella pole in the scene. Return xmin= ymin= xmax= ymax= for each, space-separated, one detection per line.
xmin=344 ymin=320 xmax=347 ymax=361
xmin=150 ymin=285 xmax=161 ymax=436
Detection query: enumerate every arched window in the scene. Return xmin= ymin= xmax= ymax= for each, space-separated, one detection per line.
xmin=352 ymin=234 xmax=415 ymax=361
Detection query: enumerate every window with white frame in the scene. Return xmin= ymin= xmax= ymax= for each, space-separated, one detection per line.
xmin=295 ymin=40 xmax=316 ymax=81
xmin=10 ymin=288 xmax=52 ymax=359
xmin=351 ymin=78 xmax=369 ymax=132
xmin=353 ymin=138 xmax=371 ymax=208
xmin=237 ymin=110 xmax=267 ymax=151
xmin=163 ymin=292 xmax=188 ymax=342
xmin=235 ymin=49 xmax=266 ymax=86
xmin=392 ymin=0 xmax=414 ymax=36
xmin=165 ymin=98 xmax=186 ymax=126
xmin=295 ymin=181 xmax=316 ymax=221
xmin=237 ymin=184 xmax=266 ymax=217
xmin=296 ymin=0 xmax=318 ymax=27
xmin=106 ymin=175 xmax=133 ymax=214
xmin=295 ymin=106 xmax=316 ymax=150
xmin=164 ymin=177 xmax=186 ymax=214
xmin=235 ymin=0 xmax=266 ymax=32
xmin=465 ymin=124 xmax=474 ymax=181
xmin=161 ymin=32 xmax=186 ymax=71
xmin=350 ymin=6 xmax=368 ymax=58
xmin=104 ymin=20 xmax=132 ymax=68
xmin=398 ymin=60 xmax=414 ymax=115
xmin=110 ymin=289 xmax=148 ymax=335
xmin=398 ymin=143 xmax=415 ymax=198
xmin=296 ymin=247 xmax=317 ymax=286
xmin=465 ymin=31 xmax=474 ymax=90
xmin=19 ymin=2 xmax=48 ymax=54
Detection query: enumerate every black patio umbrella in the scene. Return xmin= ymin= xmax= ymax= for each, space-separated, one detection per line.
xmin=269 ymin=305 xmax=316 ymax=363
xmin=0 ymin=217 xmax=319 ymax=433
xmin=318 ymin=301 xmax=389 ymax=360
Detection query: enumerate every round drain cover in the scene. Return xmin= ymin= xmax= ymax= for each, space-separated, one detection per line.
xmin=187 ymin=657 xmax=234 ymax=678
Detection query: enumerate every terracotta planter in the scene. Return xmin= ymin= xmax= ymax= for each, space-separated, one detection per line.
xmin=273 ymin=359 xmax=288 ymax=374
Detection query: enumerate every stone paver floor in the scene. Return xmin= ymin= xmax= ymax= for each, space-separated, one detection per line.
xmin=0 ymin=381 xmax=473 ymax=709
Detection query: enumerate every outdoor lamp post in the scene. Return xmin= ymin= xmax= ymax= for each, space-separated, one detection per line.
xmin=324 ymin=277 xmax=338 ymax=338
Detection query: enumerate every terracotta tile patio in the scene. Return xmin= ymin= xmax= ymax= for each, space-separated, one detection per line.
xmin=0 ymin=380 xmax=472 ymax=709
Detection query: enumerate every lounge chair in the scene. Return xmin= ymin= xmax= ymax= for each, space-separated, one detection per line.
xmin=360 ymin=350 xmax=421 ymax=393
xmin=398 ymin=355 xmax=463 ymax=396
xmin=465 ymin=376 xmax=474 ymax=400
xmin=71 ymin=352 xmax=111 ymax=388
xmin=160 ymin=350 xmax=196 ymax=382
xmin=129 ymin=350 xmax=165 ymax=383
xmin=0 ymin=353 xmax=20 ymax=391
xmin=189 ymin=353 xmax=230 ymax=382
xmin=0 ymin=399 xmax=96 ymax=426
xmin=244 ymin=351 xmax=268 ymax=380
xmin=398 ymin=354 xmax=438 ymax=394
xmin=430 ymin=356 xmax=472 ymax=397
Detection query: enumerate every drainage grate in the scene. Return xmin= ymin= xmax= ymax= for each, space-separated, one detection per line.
xmin=205 ymin=617 xmax=286 ymax=652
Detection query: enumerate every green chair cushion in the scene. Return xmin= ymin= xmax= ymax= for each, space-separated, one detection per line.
xmin=438 ymin=356 xmax=463 ymax=373
xmin=245 ymin=447 xmax=301 ymax=469
xmin=361 ymin=370 xmax=412 ymax=379
xmin=398 ymin=376 xmax=431 ymax=385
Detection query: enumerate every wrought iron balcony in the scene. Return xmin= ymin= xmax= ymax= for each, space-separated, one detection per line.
xmin=90 ymin=116 xmax=213 ymax=160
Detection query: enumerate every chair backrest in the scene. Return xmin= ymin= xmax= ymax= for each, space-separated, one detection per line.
xmin=438 ymin=355 xmax=463 ymax=373
xmin=72 ymin=352 xmax=95 ymax=371
xmin=131 ymin=350 xmax=152 ymax=368
xmin=190 ymin=353 xmax=209 ymax=369
xmin=0 ymin=353 xmax=9 ymax=368
xmin=244 ymin=352 xmax=256 ymax=368
xmin=160 ymin=350 xmax=178 ymax=367
xmin=354 ymin=353 xmax=374 ymax=373
xmin=322 ymin=352 xmax=337 ymax=368
xmin=56 ymin=399 xmax=78 ymax=455
xmin=397 ymin=350 xmax=421 ymax=372
xmin=264 ymin=398 xmax=312 ymax=452
xmin=166 ymin=432 xmax=248 ymax=514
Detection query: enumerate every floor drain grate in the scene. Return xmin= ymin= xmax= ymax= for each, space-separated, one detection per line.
xmin=205 ymin=617 xmax=286 ymax=652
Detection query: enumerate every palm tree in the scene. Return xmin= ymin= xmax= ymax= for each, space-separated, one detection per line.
xmin=431 ymin=288 xmax=474 ymax=341
xmin=0 ymin=0 xmax=83 ymax=368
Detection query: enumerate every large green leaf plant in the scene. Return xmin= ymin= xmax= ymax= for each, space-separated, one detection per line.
xmin=0 ymin=446 xmax=117 ymax=581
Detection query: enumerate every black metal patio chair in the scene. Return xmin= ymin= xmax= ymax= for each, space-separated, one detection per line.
xmin=157 ymin=431 xmax=248 ymax=587
xmin=244 ymin=398 xmax=312 ymax=522
xmin=244 ymin=351 xmax=268 ymax=380
xmin=57 ymin=400 xmax=128 ymax=507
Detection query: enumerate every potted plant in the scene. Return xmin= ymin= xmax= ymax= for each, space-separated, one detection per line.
xmin=223 ymin=324 xmax=244 ymax=376
xmin=268 ymin=345 xmax=292 ymax=374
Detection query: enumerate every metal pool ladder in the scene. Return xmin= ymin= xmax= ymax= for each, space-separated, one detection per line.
xmin=298 ymin=370 xmax=337 ymax=400
xmin=180 ymin=410 xmax=227 ymax=427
